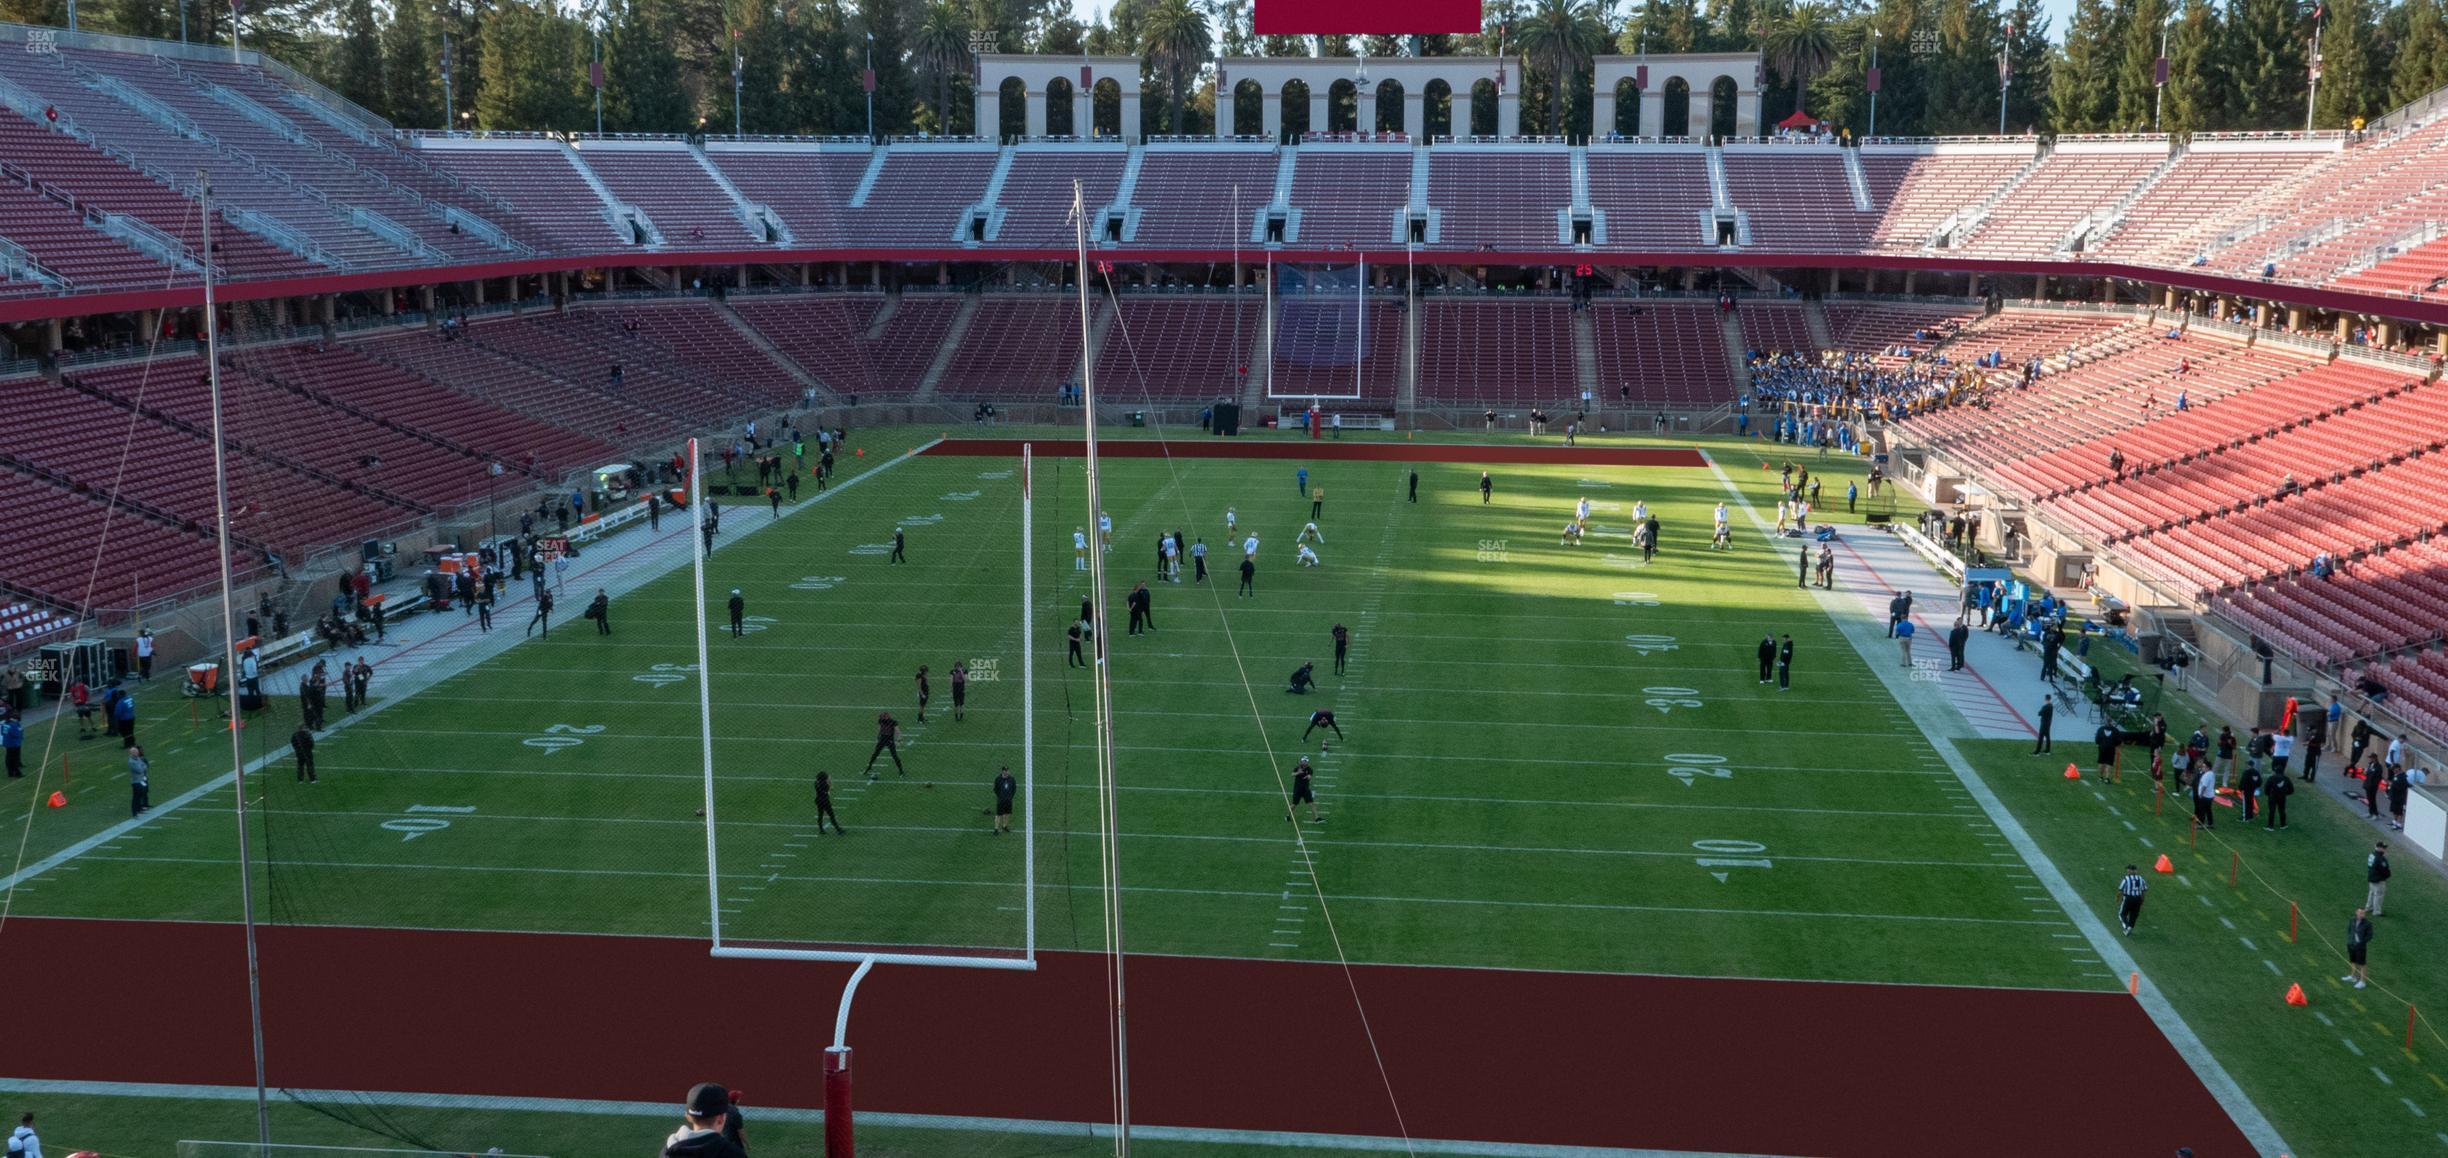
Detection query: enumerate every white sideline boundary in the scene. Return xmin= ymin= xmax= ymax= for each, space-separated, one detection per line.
xmin=0 ymin=440 xmax=943 ymax=898
xmin=1700 ymin=450 xmax=2291 ymax=1158
xmin=0 ymin=1077 xmax=1796 ymax=1158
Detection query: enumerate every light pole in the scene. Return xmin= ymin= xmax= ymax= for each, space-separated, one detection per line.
xmin=2153 ymin=19 xmax=2169 ymax=130
xmin=864 ymin=31 xmax=876 ymax=142
xmin=1996 ymin=27 xmax=2011 ymax=135
xmin=443 ymin=28 xmax=456 ymax=131
xmin=732 ymin=38 xmax=744 ymax=140
xmin=2306 ymin=14 xmax=2324 ymax=132
xmin=1866 ymin=27 xmax=1881 ymax=139
xmin=592 ymin=25 xmax=604 ymax=136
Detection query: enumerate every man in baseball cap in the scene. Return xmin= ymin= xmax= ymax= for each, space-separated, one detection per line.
xmin=661 ymin=1082 xmax=747 ymax=1157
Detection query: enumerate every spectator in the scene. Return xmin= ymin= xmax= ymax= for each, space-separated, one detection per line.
xmin=663 ymin=1083 xmax=748 ymax=1158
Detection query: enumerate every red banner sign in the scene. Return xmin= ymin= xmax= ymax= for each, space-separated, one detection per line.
xmin=1255 ymin=0 xmax=1481 ymax=34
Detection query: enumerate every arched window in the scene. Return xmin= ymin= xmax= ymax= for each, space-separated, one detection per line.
xmin=1613 ymin=77 xmax=1642 ymax=138
xmin=1468 ymin=78 xmax=1498 ymax=137
xmin=1233 ymin=77 xmax=1263 ymax=137
xmin=1045 ymin=75 xmax=1076 ymax=139
xmin=1422 ymin=78 xmax=1453 ymax=139
xmin=1710 ymin=76 xmax=1739 ymax=140
xmin=1281 ymin=79 xmax=1311 ymax=141
xmin=998 ymin=76 xmax=1027 ymax=142
xmin=1327 ymin=78 xmax=1359 ymax=133
xmin=1374 ymin=78 xmax=1405 ymax=134
xmin=1663 ymin=77 xmax=1692 ymax=140
xmin=1092 ymin=77 xmax=1123 ymax=139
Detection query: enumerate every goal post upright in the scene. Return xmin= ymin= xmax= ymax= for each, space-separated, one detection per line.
xmin=691 ymin=435 xmax=722 ymax=949
xmin=1022 ymin=443 xmax=1036 ymax=966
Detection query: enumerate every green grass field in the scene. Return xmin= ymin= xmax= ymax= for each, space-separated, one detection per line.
xmin=3 ymin=433 xmax=2094 ymax=990
xmin=8 ymin=426 xmax=2443 ymax=1156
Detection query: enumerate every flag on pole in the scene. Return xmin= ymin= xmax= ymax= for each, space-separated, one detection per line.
xmin=1866 ymin=66 xmax=1881 ymax=94
xmin=2154 ymin=55 xmax=2169 ymax=86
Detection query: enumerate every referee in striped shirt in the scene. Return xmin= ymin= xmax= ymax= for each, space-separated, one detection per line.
xmin=2116 ymin=865 xmax=2148 ymax=935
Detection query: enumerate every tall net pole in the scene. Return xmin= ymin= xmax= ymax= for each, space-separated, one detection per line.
xmin=1021 ymin=444 xmax=1037 ymax=961
xmin=200 ymin=171 xmax=274 ymax=1152
xmin=1072 ymin=179 xmax=1133 ymax=1158
xmin=691 ymin=437 xmax=721 ymax=943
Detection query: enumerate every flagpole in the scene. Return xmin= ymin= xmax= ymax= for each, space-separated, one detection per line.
xmin=2306 ymin=12 xmax=2323 ymax=133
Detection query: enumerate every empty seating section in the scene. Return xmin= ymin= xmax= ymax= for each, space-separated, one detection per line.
xmin=994 ymin=150 xmax=1126 ymax=247
xmin=2278 ymin=180 xmax=2448 ymax=286
xmin=2109 ymin=450 xmax=2448 ymax=594
xmin=853 ymin=150 xmax=996 ymax=244
xmin=0 ymin=462 xmax=238 ymax=612
xmin=1860 ymin=152 xmax=2027 ymax=249
xmin=425 ymin=147 xmax=625 ymax=251
xmin=2191 ymin=119 xmax=2448 ymax=272
xmin=44 ymin=47 xmax=491 ymax=266
xmin=256 ymin=344 xmax=617 ymax=473
xmin=576 ymin=148 xmax=759 ymax=248
xmin=1822 ymin=304 xmax=1975 ymax=358
xmin=707 ymin=150 xmax=870 ymax=245
xmin=1589 ymin=304 xmax=1733 ymax=405
xmin=1095 ymin=298 xmax=1259 ymax=399
xmin=9 ymin=364 xmax=417 ymax=554
xmin=71 ymin=349 xmax=494 ymax=511
xmin=361 ymin=328 xmax=689 ymax=445
xmin=1269 ymin=298 xmax=1400 ymax=401
xmin=2336 ymin=236 xmax=2448 ymax=297
xmin=1427 ymin=152 xmax=1565 ymax=248
xmin=588 ymin=302 xmax=801 ymax=404
xmin=1724 ymin=153 xmax=1872 ymax=250
xmin=1126 ymin=150 xmax=1278 ymax=247
xmin=471 ymin=315 xmax=759 ymax=428
xmin=2216 ymin=539 xmax=2448 ymax=664
xmin=2035 ymin=372 xmax=2434 ymax=541
xmin=1953 ymin=152 xmax=2158 ymax=255
xmin=1287 ymin=151 xmax=1408 ymax=246
xmin=2374 ymin=650 xmax=2448 ymax=742
xmin=1737 ymin=303 xmax=1815 ymax=355
xmin=730 ymin=294 xmax=959 ymax=397
xmin=0 ymin=176 xmax=177 ymax=290
xmin=1586 ymin=152 xmax=1711 ymax=249
xmin=935 ymin=297 xmax=1087 ymax=399
xmin=0 ymin=108 xmax=310 ymax=279
xmin=2088 ymin=150 xmax=2321 ymax=260
xmin=1415 ymin=299 xmax=1575 ymax=404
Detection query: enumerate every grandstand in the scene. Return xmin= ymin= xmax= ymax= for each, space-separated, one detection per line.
xmin=11 ymin=21 xmax=2448 ymax=1158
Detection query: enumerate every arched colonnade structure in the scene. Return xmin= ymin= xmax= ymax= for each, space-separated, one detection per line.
xmin=974 ymin=53 xmax=1762 ymax=144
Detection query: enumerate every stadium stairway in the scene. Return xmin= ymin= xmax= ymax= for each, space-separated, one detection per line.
xmin=710 ymin=297 xmax=839 ymax=405
xmin=1718 ymin=308 xmax=1748 ymax=387
xmin=1804 ymin=302 xmax=1836 ymax=351
xmin=913 ymin=296 xmax=979 ymax=400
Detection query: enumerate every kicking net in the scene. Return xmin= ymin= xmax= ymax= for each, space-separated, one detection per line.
xmin=1266 ymin=261 xmax=1380 ymax=403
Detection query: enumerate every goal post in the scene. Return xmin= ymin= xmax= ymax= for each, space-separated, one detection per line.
xmin=693 ymin=438 xmax=1038 ymax=972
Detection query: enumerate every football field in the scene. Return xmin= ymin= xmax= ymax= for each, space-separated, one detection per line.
xmin=8 ymin=431 xmax=2103 ymax=989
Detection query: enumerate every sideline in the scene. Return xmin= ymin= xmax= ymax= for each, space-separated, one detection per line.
xmin=1700 ymin=450 xmax=2292 ymax=1158
xmin=0 ymin=1076 xmax=1790 ymax=1158
xmin=0 ymin=440 xmax=942 ymax=897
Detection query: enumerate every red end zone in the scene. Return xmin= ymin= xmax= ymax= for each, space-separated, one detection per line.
xmin=7 ymin=918 xmax=2251 ymax=1155
xmin=922 ymin=438 xmax=1712 ymax=468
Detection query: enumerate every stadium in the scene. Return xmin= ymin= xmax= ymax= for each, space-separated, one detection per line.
xmin=2 ymin=0 xmax=2447 ymax=1154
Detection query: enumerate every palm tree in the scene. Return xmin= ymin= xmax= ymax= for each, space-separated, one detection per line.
xmin=1141 ymin=0 xmax=1214 ymax=136
xmin=1515 ymin=0 xmax=1604 ymax=137
xmin=910 ymin=1 xmax=971 ymax=135
xmin=1762 ymin=3 xmax=1840 ymax=116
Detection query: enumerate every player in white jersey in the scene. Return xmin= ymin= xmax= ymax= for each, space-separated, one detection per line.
xmin=1074 ymin=527 xmax=1088 ymax=570
xmin=1297 ymin=521 xmax=1324 ymax=545
xmin=1243 ymin=533 xmax=1261 ymax=560
xmin=1575 ymin=496 xmax=1591 ymax=523
xmin=1225 ymin=506 xmax=1237 ymax=535
xmin=1632 ymin=499 xmax=1649 ymax=523
xmin=1561 ymin=519 xmax=1584 ymax=546
xmin=1297 ymin=543 xmax=1321 ymax=567
xmin=1098 ymin=510 xmax=1113 ymax=552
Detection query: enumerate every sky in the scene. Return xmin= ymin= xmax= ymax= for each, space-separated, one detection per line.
xmin=1060 ymin=0 xmax=2086 ymax=45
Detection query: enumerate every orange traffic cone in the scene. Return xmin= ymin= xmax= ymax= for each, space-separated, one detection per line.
xmin=2063 ymin=764 xmax=2082 ymax=779
xmin=2284 ymin=983 xmax=2309 ymax=1007
xmin=46 ymin=790 xmax=67 ymax=809
xmin=2153 ymin=854 xmax=2175 ymax=873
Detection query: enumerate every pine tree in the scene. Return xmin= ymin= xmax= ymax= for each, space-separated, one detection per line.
xmin=384 ymin=0 xmax=441 ymax=130
xmin=109 ymin=0 xmax=171 ymax=40
xmin=476 ymin=0 xmax=586 ymax=131
xmin=2163 ymin=0 xmax=2228 ymax=132
xmin=2228 ymin=0 xmax=2307 ymax=129
xmin=2392 ymin=0 xmax=2448 ymax=107
xmin=332 ymin=0 xmax=386 ymax=117
xmin=605 ymin=0 xmax=688 ymax=132
xmin=2113 ymin=0 xmax=2172 ymax=131
xmin=2050 ymin=0 xmax=2120 ymax=131
xmin=859 ymin=0 xmax=915 ymax=137
xmin=2313 ymin=0 xmax=2383 ymax=126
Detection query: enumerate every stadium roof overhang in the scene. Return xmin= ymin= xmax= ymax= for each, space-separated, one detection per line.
xmin=4 ymin=248 xmax=2443 ymax=330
